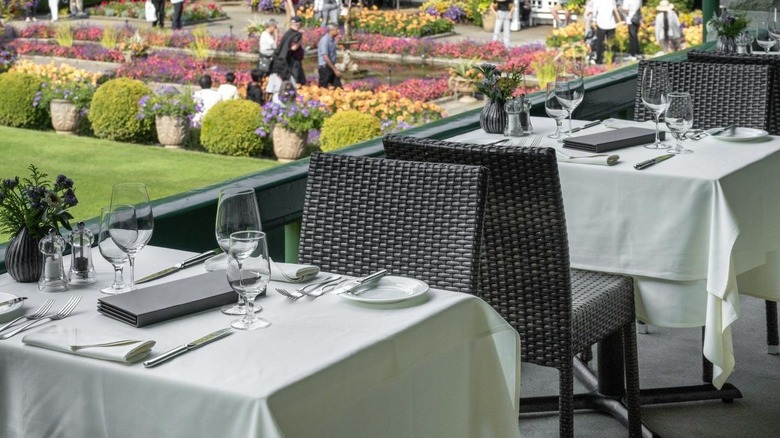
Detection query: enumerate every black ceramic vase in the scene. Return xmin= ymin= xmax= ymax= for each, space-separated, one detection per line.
xmin=5 ymin=227 xmax=44 ymax=283
xmin=480 ymin=99 xmax=507 ymax=134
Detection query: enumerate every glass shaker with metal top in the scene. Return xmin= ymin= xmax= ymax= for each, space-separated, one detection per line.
xmin=68 ymin=222 xmax=96 ymax=284
xmin=39 ymin=229 xmax=68 ymax=292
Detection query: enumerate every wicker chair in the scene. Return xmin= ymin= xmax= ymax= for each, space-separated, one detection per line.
xmin=634 ymin=60 xmax=772 ymax=132
xmin=383 ymin=135 xmax=641 ymax=438
xmin=298 ymin=153 xmax=488 ymax=295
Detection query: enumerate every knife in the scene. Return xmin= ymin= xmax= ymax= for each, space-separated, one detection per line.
xmin=136 ymin=249 xmax=218 ymax=284
xmin=0 ymin=297 xmax=26 ymax=308
xmin=570 ymin=120 xmax=602 ymax=133
xmin=143 ymin=328 xmax=233 ymax=368
xmin=330 ymin=269 xmax=389 ymax=295
xmin=692 ymin=124 xmax=736 ymax=140
xmin=634 ymin=154 xmax=674 ymax=170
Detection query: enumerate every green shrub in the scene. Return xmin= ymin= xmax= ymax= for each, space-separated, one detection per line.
xmin=201 ymin=100 xmax=265 ymax=157
xmin=0 ymin=72 xmax=49 ymax=129
xmin=89 ymin=77 xmax=154 ymax=142
xmin=319 ymin=110 xmax=381 ymax=152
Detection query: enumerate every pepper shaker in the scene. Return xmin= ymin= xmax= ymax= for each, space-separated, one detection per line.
xmin=68 ymin=222 xmax=96 ymax=284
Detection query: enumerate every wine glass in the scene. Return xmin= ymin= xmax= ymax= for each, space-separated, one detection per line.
xmin=640 ymin=63 xmax=671 ymax=149
xmin=545 ymin=82 xmax=569 ymax=141
xmin=227 ymin=231 xmax=271 ymax=331
xmin=757 ymin=23 xmax=777 ymax=53
xmin=664 ymin=92 xmax=694 ymax=155
xmin=215 ymin=187 xmax=262 ymax=315
xmin=108 ymin=183 xmax=153 ymax=291
xmin=98 ymin=207 xmax=131 ymax=295
xmin=554 ymin=62 xmax=585 ymax=136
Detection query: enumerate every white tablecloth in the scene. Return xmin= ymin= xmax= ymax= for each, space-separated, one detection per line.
xmin=0 ymin=246 xmax=521 ymax=438
xmin=449 ymin=117 xmax=780 ymax=389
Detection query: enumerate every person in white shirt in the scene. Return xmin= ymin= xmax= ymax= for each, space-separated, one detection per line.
xmin=592 ymin=0 xmax=619 ymax=64
xmin=654 ymin=0 xmax=681 ymax=53
xmin=217 ymin=72 xmax=240 ymax=101
xmin=193 ymin=75 xmax=223 ymax=126
xmin=259 ymin=18 xmax=279 ymax=57
xmin=622 ymin=0 xmax=642 ymax=59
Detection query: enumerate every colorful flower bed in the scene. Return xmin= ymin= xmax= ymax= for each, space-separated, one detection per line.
xmin=419 ymin=0 xmax=489 ymax=26
xmin=6 ymin=40 xmax=124 ymax=63
xmin=349 ymin=7 xmax=453 ymax=38
xmin=89 ymin=0 xmax=227 ymax=22
xmin=116 ymin=52 xmax=253 ymax=87
xmin=9 ymin=60 xmax=102 ymax=85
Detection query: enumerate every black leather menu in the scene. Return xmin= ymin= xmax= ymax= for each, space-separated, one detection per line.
xmin=97 ymin=272 xmax=235 ymax=327
xmin=563 ymin=127 xmax=665 ymax=152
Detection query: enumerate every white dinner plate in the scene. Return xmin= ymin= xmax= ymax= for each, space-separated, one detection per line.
xmin=710 ymin=127 xmax=769 ymax=142
xmin=339 ymin=276 xmax=429 ymax=304
xmin=0 ymin=292 xmax=24 ymax=320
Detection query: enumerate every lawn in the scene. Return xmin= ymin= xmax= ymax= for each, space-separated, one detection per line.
xmin=0 ymin=127 xmax=278 ymax=242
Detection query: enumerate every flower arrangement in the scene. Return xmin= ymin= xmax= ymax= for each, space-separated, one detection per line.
xmin=137 ymin=85 xmax=200 ymax=120
xmin=707 ymin=9 xmax=749 ymax=38
xmin=0 ymin=165 xmax=78 ymax=239
xmin=119 ymin=30 xmax=151 ymax=57
xmin=35 ymin=80 xmax=96 ymax=111
xmin=257 ymin=97 xmax=331 ymax=137
xmin=0 ymin=48 xmax=16 ymax=73
xmin=474 ymin=62 xmax=527 ymax=102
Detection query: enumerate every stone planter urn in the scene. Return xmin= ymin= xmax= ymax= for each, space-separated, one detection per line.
xmin=272 ymin=125 xmax=307 ymax=163
xmin=155 ymin=115 xmax=189 ymax=148
xmin=50 ymin=99 xmax=79 ymax=134
xmin=482 ymin=11 xmax=496 ymax=32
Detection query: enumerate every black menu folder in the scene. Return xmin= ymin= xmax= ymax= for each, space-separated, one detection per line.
xmin=563 ymin=127 xmax=665 ymax=153
xmin=97 ymin=271 xmax=235 ymax=327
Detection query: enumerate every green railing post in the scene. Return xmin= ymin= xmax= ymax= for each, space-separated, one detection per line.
xmin=702 ymin=0 xmax=717 ymax=42
xmin=284 ymin=220 xmax=301 ymax=263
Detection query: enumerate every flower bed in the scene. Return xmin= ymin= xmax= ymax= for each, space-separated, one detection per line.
xmin=116 ymin=52 xmax=253 ymax=87
xmin=350 ymin=7 xmax=453 ymax=37
xmin=89 ymin=0 xmax=227 ymax=22
xmin=346 ymin=77 xmax=450 ymax=102
xmin=9 ymin=60 xmax=102 ymax=85
xmin=6 ymin=40 xmax=124 ymax=63
xmin=353 ymin=34 xmax=546 ymax=62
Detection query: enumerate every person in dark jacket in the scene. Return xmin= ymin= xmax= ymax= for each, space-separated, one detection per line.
xmin=151 ymin=0 xmax=165 ymax=28
xmin=246 ymin=69 xmax=265 ymax=105
xmin=271 ymin=16 xmax=306 ymax=87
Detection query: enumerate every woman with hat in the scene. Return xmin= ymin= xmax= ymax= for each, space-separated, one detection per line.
xmin=655 ymin=0 xmax=682 ymax=53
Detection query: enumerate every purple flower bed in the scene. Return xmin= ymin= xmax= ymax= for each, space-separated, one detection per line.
xmin=116 ymin=52 xmax=252 ymax=86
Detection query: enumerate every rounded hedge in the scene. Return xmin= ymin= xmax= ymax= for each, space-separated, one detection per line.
xmin=320 ymin=110 xmax=381 ymax=152
xmin=201 ymin=100 xmax=265 ymax=157
xmin=89 ymin=77 xmax=154 ymax=142
xmin=0 ymin=72 xmax=49 ymax=129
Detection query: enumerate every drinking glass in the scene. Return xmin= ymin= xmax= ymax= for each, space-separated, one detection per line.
xmin=215 ymin=187 xmax=262 ymax=315
xmin=545 ymin=82 xmax=569 ymax=141
xmin=98 ymin=207 xmax=131 ymax=294
xmin=758 ymin=23 xmax=777 ymax=53
xmin=554 ymin=62 xmax=585 ymax=136
xmin=664 ymin=92 xmax=694 ymax=155
xmin=108 ymin=183 xmax=153 ymax=291
xmin=767 ymin=18 xmax=780 ymax=44
xmin=227 ymin=231 xmax=271 ymax=331
xmin=640 ymin=63 xmax=671 ymax=149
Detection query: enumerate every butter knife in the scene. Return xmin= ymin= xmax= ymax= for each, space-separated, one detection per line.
xmin=0 ymin=297 xmax=27 ymax=308
xmin=143 ymin=328 xmax=233 ymax=368
xmin=692 ymin=124 xmax=736 ymax=140
xmin=330 ymin=269 xmax=389 ymax=295
xmin=136 ymin=249 xmax=218 ymax=284
xmin=570 ymin=120 xmax=602 ymax=133
xmin=634 ymin=154 xmax=674 ymax=170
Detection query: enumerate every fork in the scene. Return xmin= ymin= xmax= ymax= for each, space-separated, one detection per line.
xmin=0 ymin=296 xmax=81 ymax=340
xmin=275 ymin=288 xmax=303 ymax=300
xmin=296 ymin=275 xmax=341 ymax=294
xmin=529 ymin=136 xmax=543 ymax=147
xmin=0 ymin=299 xmax=55 ymax=333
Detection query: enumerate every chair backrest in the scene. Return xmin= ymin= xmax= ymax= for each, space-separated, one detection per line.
xmin=383 ymin=135 xmax=573 ymax=368
xmin=687 ymin=50 xmax=780 ymax=135
xmin=634 ymin=60 xmax=772 ymax=131
xmin=298 ymin=153 xmax=488 ymax=295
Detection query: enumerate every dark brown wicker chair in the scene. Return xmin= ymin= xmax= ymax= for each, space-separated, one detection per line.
xmin=383 ymin=135 xmax=641 ymax=438
xmin=298 ymin=152 xmax=488 ymax=295
xmin=634 ymin=60 xmax=772 ymax=131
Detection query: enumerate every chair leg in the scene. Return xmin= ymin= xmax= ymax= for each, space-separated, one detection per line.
xmin=701 ymin=327 xmax=713 ymax=383
xmin=579 ymin=346 xmax=593 ymax=364
xmin=766 ymin=300 xmax=779 ymax=355
xmin=623 ymin=322 xmax=642 ymax=438
xmin=559 ymin=362 xmax=574 ymax=438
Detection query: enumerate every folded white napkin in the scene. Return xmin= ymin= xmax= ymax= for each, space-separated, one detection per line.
xmin=557 ymin=154 xmax=620 ymax=166
xmin=22 ymin=325 xmax=155 ymax=363
xmin=205 ymin=254 xmax=320 ymax=283
xmin=602 ymin=118 xmax=671 ymax=132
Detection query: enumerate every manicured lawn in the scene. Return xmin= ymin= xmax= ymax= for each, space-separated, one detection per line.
xmin=0 ymin=127 xmax=278 ymax=242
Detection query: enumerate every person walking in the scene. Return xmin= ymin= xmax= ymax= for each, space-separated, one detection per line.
xmin=592 ymin=0 xmax=619 ymax=64
xmin=491 ymin=0 xmax=513 ymax=49
xmin=317 ymin=24 xmax=342 ymax=88
xmin=654 ymin=0 xmax=681 ymax=53
xmin=48 ymin=0 xmax=58 ymax=21
xmin=151 ymin=0 xmax=165 ymax=28
xmin=622 ymin=0 xmax=642 ymax=60
xmin=269 ymin=16 xmax=305 ymax=104
xmin=69 ymin=0 xmax=85 ymax=18
xmin=320 ymin=0 xmax=339 ymax=28
xmin=171 ymin=0 xmax=184 ymax=30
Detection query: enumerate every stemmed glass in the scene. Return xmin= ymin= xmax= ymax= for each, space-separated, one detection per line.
xmin=226 ymin=231 xmax=271 ymax=330
xmin=767 ymin=19 xmax=780 ymax=46
xmin=97 ymin=207 xmax=131 ymax=295
xmin=545 ymin=82 xmax=569 ymax=141
xmin=640 ymin=63 xmax=671 ymax=149
xmin=554 ymin=61 xmax=585 ymax=137
xmin=757 ymin=23 xmax=777 ymax=53
xmin=664 ymin=92 xmax=694 ymax=155
xmin=108 ymin=183 xmax=153 ymax=291
xmin=215 ymin=187 xmax=262 ymax=315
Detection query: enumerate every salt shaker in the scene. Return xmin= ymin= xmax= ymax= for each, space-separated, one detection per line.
xmin=504 ymin=98 xmax=525 ymax=137
xmin=39 ymin=229 xmax=68 ymax=292
xmin=68 ymin=222 xmax=96 ymax=284
xmin=519 ymin=94 xmax=533 ymax=135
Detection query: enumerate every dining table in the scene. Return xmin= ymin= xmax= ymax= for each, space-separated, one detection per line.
xmin=448 ymin=117 xmax=780 ymax=395
xmin=0 ymin=246 xmax=522 ymax=438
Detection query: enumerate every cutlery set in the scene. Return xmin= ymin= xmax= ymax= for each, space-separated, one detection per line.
xmin=0 ymin=296 xmax=81 ymax=340
xmin=275 ymin=270 xmax=389 ymax=300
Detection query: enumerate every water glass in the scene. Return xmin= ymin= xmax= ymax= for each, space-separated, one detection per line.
xmin=545 ymin=83 xmax=569 ymax=141
xmin=554 ymin=62 xmax=585 ymax=136
xmin=227 ymin=231 xmax=271 ymax=331
xmin=98 ymin=207 xmax=131 ymax=294
xmin=757 ymin=23 xmax=777 ymax=53
xmin=640 ymin=63 xmax=670 ymax=149
xmin=664 ymin=92 xmax=694 ymax=155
